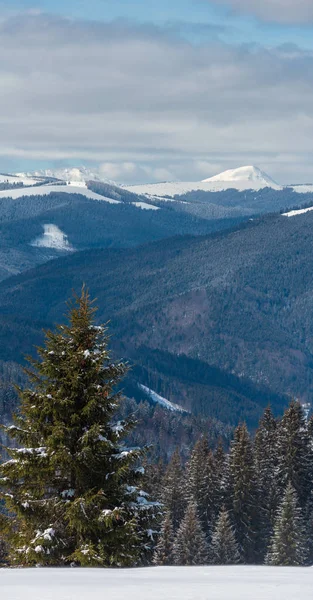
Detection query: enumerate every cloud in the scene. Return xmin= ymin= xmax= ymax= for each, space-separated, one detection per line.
xmin=0 ymin=13 xmax=313 ymax=182
xmin=210 ymin=0 xmax=313 ymax=25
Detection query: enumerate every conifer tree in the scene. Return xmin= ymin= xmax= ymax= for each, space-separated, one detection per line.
xmin=209 ymin=440 xmax=228 ymax=522
xmin=254 ymin=407 xmax=279 ymax=557
xmin=161 ymin=449 xmax=186 ymax=531
xmin=266 ymin=483 xmax=307 ymax=566
xmin=185 ymin=437 xmax=211 ymax=534
xmin=0 ymin=288 xmax=152 ymax=567
xmin=210 ymin=507 xmax=240 ymax=565
xmin=173 ymin=502 xmax=208 ymax=566
xmin=276 ymin=400 xmax=313 ymax=508
xmin=228 ymin=423 xmax=261 ymax=563
xmin=153 ymin=512 xmax=174 ymax=565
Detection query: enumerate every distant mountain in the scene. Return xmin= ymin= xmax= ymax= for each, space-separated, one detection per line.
xmin=202 ymin=165 xmax=278 ymax=187
xmin=0 ymin=187 xmax=242 ymax=280
xmin=125 ymin=165 xmax=282 ymax=197
xmin=19 ymin=166 xmax=115 ymax=185
xmin=2 ymin=209 xmax=313 ymax=407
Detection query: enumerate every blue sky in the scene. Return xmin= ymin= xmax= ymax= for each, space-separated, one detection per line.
xmin=1 ymin=0 xmax=313 ymax=183
xmin=12 ymin=0 xmax=313 ymax=49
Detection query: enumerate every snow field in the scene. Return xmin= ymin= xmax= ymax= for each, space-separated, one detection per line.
xmin=0 ymin=566 xmax=312 ymax=600
xmin=0 ymin=184 xmax=120 ymax=203
xmin=31 ymin=224 xmax=74 ymax=251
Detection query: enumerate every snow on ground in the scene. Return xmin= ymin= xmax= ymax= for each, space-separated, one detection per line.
xmin=282 ymin=206 xmax=313 ymax=217
xmin=0 ymin=566 xmax=312 ymax=600
xmin=203 ymin=165 xmax=278 ymax=186
xmin=132 ymin=201 xmax=160 ymax=210
xmin=25 ymin=166 xmax=116 ymax=185
xmin=0 ymin=184 xmax=121 ymax=203
xmin=31 ymin=224 xmax=74 ymax=251
xmin=291 ymin=185 xmax=313 ymax=194
xmin=125 ymin=166 xmax=282 ymax=198
xmin=139 ymin=385 xmax=189 ymax=413
xmin=0 ymin=173 xmax=39 ymax=186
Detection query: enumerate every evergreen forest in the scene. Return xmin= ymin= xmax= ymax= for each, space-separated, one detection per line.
xmin=0 ymin=289 xmax=312 ymax=568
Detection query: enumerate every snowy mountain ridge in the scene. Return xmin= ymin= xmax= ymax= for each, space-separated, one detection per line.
xmin=125 ymin=165 xmax=282 ymax=198
xmin=20 ymin=166 xmax=115 ymax=185
xmin=202 ymin=165 xmax=278 ymax=186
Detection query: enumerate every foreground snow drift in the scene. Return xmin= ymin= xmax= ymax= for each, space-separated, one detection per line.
xmin=0 ymin=566 xmax=312 ymax=600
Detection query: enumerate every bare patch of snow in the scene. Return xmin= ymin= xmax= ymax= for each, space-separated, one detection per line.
xmin=282 ymin=206 xmax=313 ymax=217
xmin=139 ymin=384 xmax=189 ymax=414
xmin=31 ymin=224 xmax=74 ymax=252
xmin=132 ymin=201 xmax=160 ymax=211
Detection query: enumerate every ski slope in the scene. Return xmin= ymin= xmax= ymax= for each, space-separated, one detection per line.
xmin=0 ymin=566 xmax=312 ymax=600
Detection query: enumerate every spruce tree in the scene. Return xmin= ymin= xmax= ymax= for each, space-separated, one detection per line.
xmin=185 ymin=437 xmax=211 ymax=534
xmin=254 ymin=407 xmax=279 ymax=557
xmin=228 ymin=423 xmax=261 ymax=563
xmin=266 ymin=483 xmax=307 ymax=566
xmin=173 ymin=502 xmax=208 ymax=566
xmin=153 ymin=512 xmax=174 ymax=565
xmin=0 ymin=288 xmax=152 ymax=567
xmin=276 ymin=400 xmax=313 ymax=508
xmin=210 ymin=507 xmax=240 ymax=565
xmin=161 ymin=449 xmax=186 ymax=531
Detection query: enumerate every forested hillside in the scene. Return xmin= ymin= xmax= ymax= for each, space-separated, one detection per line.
xmin=1 ymin=210 xmax=313 ymax=414
xmin=0 ymin=190 xmax=245 ymax=280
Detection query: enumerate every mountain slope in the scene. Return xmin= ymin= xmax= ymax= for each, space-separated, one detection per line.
xmin=125 ymin=165 xmax=282 ymax=197
xmin=0 ymin=189 xmax=244 ymax=280
xmin=202 ymin=165 xmax=278 ymax=186
xmin=1 ymin=211 xmax=313 ymax=403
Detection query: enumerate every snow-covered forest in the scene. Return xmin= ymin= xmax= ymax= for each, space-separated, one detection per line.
xmin=0 ymin=289 xmax=313 ymax=572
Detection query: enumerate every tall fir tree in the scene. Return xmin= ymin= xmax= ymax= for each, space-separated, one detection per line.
xmin=161 ymin=449 xmax=186 ymax=532
xmin=276 ymin=400 xmax=313 ymax=509
xmin=266 ymin=483 xmax=307 ymax=566
xmin=228 ymin=423 xmax=261 ymax=563
xmin=173 ymin=502 xmax=208 ymax=566
xmin=0 ymin=288 xmax=153 ymax=567
xmin=254 ymin=406 xmax=279 ymax=558
xmin=185 ymin=437 xmax=212 ymax=534
xmin=153 ymin=512 xmax=174 ymax=565
xmin=210 ymin=507 xmax=240 ymax=565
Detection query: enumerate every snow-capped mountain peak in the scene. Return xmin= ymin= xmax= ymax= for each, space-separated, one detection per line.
xmin=18 ymin=166 xmax=115 ymax=185
xmin=126 ymin=165 xmax=281 ymax=198
xmin=202 ymin=166 xmax=278 ymax=186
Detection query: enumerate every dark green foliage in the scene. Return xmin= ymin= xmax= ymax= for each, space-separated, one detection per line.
xmin=153 ymin=512 xmax=174 ymax=566
xmin=276 ymin=401 xmax=313 ymax=508
xmin=0 ymin=289 xmax=151 ymax=566
xmin=266 ymin=483 xmax=307 ymax=566
xmin=172 ymin=502 xmax=208 ymax=566
xmin=210 ymin=507 xmax=240 ymax=565
xmin=161 ymin=450 xmax=186 ymax=532
xmin=185 ymin=437 xmax=212 ymax=534
xmin=254 ymin=407 xmax=279 ymax=557
xmin=228 ymin=424 xmax=261 ymax=563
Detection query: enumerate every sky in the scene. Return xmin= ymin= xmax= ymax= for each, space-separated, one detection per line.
xmin=1 ymin=0 xmax=313 ymax=183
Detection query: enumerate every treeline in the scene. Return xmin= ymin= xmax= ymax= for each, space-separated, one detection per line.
xmin=152 ymin=401 xmax=313 ymax=566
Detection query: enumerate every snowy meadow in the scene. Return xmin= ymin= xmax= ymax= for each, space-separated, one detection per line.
xmin=0 ymin=566 xmax=312 ymax=600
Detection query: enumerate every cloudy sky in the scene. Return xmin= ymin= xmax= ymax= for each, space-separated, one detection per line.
xmin=2 ymin=0 xmax=313 ymax=184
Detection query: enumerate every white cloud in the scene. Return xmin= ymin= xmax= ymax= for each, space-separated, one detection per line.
xmin=0 ymin=13 xmax=313 ymax=182
xmin=210 ymin=0 xmax=313 ymax=24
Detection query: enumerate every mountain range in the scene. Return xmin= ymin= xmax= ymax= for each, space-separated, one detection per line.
xmin=1 ymin=163 xmax=313 ymax=445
